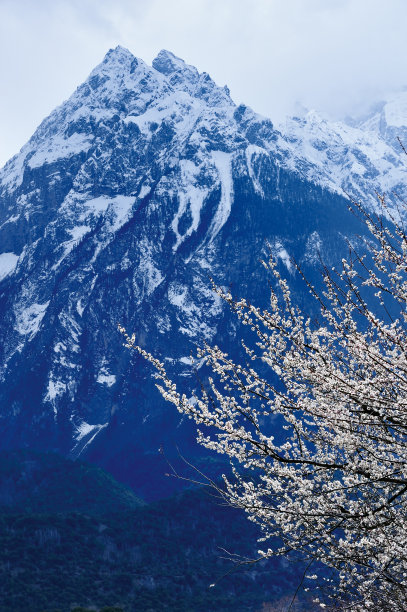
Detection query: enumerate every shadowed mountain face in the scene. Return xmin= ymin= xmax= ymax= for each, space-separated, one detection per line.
xmin=0 ymin=47 xmax=402 ymax=498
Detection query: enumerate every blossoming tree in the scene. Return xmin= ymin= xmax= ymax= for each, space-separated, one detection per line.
xmin=120 ymin=198 xmax=407 ymax=610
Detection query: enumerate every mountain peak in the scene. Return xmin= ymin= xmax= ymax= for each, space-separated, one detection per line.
xmin=153 ymin=49 xmax=232 ymax=106
xmin=103 ymin=45 xmax=136 ymax=63
xmin=152 ymin=49 xmax=190 ymax=76
xmin=87 ymin=44 xmax=141 ymax=82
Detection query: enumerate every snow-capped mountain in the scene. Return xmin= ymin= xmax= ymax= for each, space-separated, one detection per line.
xmin=0 ymin=46 xmax=405 ymax=497
xmin=276 ymin=101 xmax=407 ymax=206
xmin=356 ymin=90 xmax=407 ymax=144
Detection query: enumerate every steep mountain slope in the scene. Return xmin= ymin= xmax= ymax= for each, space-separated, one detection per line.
xmin=0 ymin=46 xmax=404 ymax=496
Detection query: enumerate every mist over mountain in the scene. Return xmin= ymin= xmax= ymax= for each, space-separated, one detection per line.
xmin=0 ymin=46 xmax=406 ymax=498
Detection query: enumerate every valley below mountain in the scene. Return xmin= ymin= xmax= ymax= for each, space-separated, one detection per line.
xmin=0 ymin=450 xmax=316 ymax=612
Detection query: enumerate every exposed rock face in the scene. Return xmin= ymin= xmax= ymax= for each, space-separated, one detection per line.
xmin=0 ymin=47 xmax=404 ymax=497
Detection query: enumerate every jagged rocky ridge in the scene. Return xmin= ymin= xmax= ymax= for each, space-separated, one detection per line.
xmin=0 ymin=46 xmax=406 ymax=497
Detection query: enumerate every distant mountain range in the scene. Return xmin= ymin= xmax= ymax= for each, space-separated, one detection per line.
xmin=1 ymin=46 xmax=406 ymax=498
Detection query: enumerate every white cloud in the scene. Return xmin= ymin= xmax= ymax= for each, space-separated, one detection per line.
xmin=1 ymin=0 xmax=407 ymax=166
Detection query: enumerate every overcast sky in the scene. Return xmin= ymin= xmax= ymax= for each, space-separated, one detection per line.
xmin=1 ymin=0 xmax=407 ymax=167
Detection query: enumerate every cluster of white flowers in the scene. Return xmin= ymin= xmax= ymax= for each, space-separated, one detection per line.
xmin=120 ymin=198 xmax=407 ymax=610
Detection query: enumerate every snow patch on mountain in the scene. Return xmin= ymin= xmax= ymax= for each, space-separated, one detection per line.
xmin=139 ymin=257 xmax=164 ymax=296
xmin=97 ymin=372 xmax=116 ymax=387
xmin=172 ymin=159 xmax=208 ymax=250
xmin=15 ymin=301 xmax=50 ymax=338
xmin=72 ymin=421 xmax=109 ymax=456
xmin=0 ymin=152 xmax=27 ymax=190
xmin=304 ymin=231 xmax=323 ymax=264
xmin=208 ymin=151 xmax=233 ymax=242
xmin=274 ymin=241 xmax=292 ymax=272
xmin=125 ymin=107 xmax=168 ymax=134
xmin=169 ymin=274 xmax=223 ymax=341
xmin=0 ymin=252 xmax=19 ymax=281
xmin=69 ymin=225 xmax=91 ymax=241
xmin=81 ymin=195 xmax=135 ymax=230
xmin=168 ymin=284 xmax=188 ymax=309
xmin=28 ymin=133 xmax=92 ymax=169
xmin=0 ymin=214 xmax=20 ymax=229
xmin=246 ymin=145 xmax=266 ymax=197
xmin=58 ymin=310 xmax=81 ymax=350
xmin=45 ymin=378 xmax=68 ymax=417
xmin=53 ymin=342 xmax=66 ymax=354
xmin=45 ymin=379 xmax=66 ymax=402
xmin=75 ymin=421 xmax=108 ymax=441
